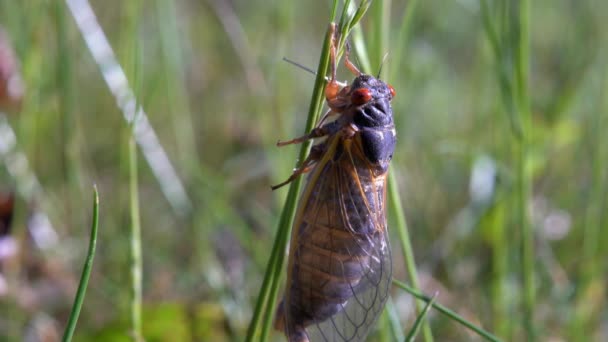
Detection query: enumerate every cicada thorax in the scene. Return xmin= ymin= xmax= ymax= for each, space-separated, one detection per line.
xmin=349 ymin=77 xmax=396 ymax=175
xmin=275 ymin=72 xmax=396 ymax=342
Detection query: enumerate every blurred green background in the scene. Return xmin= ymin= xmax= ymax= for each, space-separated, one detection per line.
xmin=0 ymin=0 xmax=606 ymax=341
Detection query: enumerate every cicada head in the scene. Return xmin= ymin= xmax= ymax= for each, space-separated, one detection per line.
xmin=347 ymin=75 xmax=395 ymax=129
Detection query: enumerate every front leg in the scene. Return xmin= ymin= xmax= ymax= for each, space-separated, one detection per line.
xmin=276 ymin=120 xmax=340 ymax=147
xmin=271 ymin=144 xmax=326 ymax=190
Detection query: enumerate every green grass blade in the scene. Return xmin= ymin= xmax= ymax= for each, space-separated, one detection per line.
xmin=389 ymin=0 xmax=419 ymax=80
xmin=65 ymin=0 xmax=192 ymax=217
xmin=513 ymin=1 xmax=535 ymax=339
xmin=375 ymin=0 xmax=434 ymax=339
xmin=388 ymin=172 xmax=435 ymax=341
xmin=573 ymin=51 xmax=608 ymax=336
xmin=249 ymin=1 xmax=377 ymax=340
xmin=246 ymin=14 xmax=337 ymax=342
xmin=62 ymin=187 xmax=100 ymax=342
xmin=337 ymin=0 xmax=353 ymax=36
xmin=385 ymin=298 xmax=405 ymax=341
xmin=374 ymin=0 xmax=434 ymax=339
xmin=154 ymin=0 xmax=200 ymax=170
xmin=404 ymin=292 xmax=437 ymax=342
xmin=54 ymin=1 xmax=80 ymax=200
xmin=480 ymin=0 xmax=535 ymax=338
xmin=128 ymin=134 xmax=143 ymax=342
xmin=125 ymin=1 xmax=144 ymax=339
xmin=393 ymin=280 xmax=501 ymax=342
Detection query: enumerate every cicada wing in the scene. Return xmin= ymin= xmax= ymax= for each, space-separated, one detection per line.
xmin=294 ymin=143 xmax=392 ymax=342
xmin=306 ymin=241 xmax=391 ymax=342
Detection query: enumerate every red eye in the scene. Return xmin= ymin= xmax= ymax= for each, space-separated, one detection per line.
xmin=351 ymin=88 xmax=372 ymax=105
xmin=388 ymin=85 xmax=396 ymax=98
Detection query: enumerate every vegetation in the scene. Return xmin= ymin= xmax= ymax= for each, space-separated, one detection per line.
xmin=0 ymin=0 xmax=605 ymax=341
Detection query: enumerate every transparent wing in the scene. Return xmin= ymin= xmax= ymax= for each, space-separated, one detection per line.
xmin=284 ymin=136 xmax=392 ymax=342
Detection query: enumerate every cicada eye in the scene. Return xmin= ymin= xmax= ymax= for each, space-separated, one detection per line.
xmin=351 ymin=88 xmax=372 ymax=105
xmin=388 ymin=85 xmax=396 ymax=98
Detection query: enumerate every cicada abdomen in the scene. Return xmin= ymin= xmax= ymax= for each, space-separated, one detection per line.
xmin=273 ymin=24 xmax=397 ymax=342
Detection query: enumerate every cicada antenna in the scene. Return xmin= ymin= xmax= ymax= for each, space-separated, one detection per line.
xmin=282 ymin=57 xmax=317 ymax=76
xmin=377 ymin=52 xmax=389 ymax=79
xmin=282 ymin=57 xmax=346 ymax=87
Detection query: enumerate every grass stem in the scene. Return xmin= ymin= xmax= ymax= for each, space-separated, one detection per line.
xmin=393 ymin=280 xmax=502 ymax=342
xmin=61 ymin=187 xmax=99 ymax=342
xmin=128 ymin=135 xmax=143 ymax=341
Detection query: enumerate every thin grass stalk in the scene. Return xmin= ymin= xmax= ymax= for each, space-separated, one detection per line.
xmin=128 ymin=135 xmax=143 ymax=341
xmin=488 ymin=201 xmax=509 ymax=337
xmin=385 ymin=298 xmax=405 ymax=341
xmin=480 ymin=4 xmax=510 ymax=338
xmin=258 ymin=183 xmax=311 ymax=341
xmin=258 ymin=17 xmax=338 ymax=335
xmin=404 ymin=293 xmax=436 ymax=342
xmin=573 ymin=53 xmax=608 ymax=336
xmin=349 ymin=24 xmax=372 ymax=74
xmin=359 ymin=0 xmax=433 ymax=342
xmin=154 ymin=0 xmax=200 ymax=170
xmin=249 ymin=2 xmax=375 ymax=340
xmin=390 ymin=0 xmax=420 ymax=78
xmin=370 ymin=0 xmax=390 ymax=77
xmin=258 ymin=7 xmax=375 ymax=338
xmin=387 ymin=172 xmax=434 ymax=340
xmin=512 ymin=1 xmax=535 ymax=339
xmin=337 ymin=0 xmax=353 ymax=37
xmin=393 ymin=280 xmax=502 ymax=342
xmin=479 ymin=1 xmax=514 ymax=338
xmin=378 ymin=2 xmax=435 ymax=340
xmin=372 ymin=0 xmax=435 ymax=339
xmin=480 ymin=0 xmax=520 ymax=137
xmin=125 ymin=1 xmax=143 ymax=339
xmin=65 ymin=0 xmax=192 ymax=217
xmin=54 ymin=1 xmax=80 ymax=207
xmin=246 ymin=15 xmax=337 ymax=342
xmin=62 ymin=187 xmax=99 ymax=342
xmin=378 ymin=310 xmax=391 ymax=342
xmin=480 ymin=0 xmax=534 ymax=338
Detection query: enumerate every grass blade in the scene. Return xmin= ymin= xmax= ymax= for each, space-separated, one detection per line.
xmin=128 ymin=134 xmax=143 ymax=341
xmin=393 ymin=280 xmax=501 ymax=342
xmin=248 ymin=1 xmax=377 ymax=340
xmin=480 ymin=1 xmax=535 ymax=338
xmin=385 ymin=298 xmax=405 ymax=341
xmin=246 ymin=13 xmax=338 ymax=342
xmin=404 ymin=292 xmax=437 ymax=342
xmin=65 ymin=0 xmax=192 ymax=217
xmin=513 ymin=2 xmax=536 ymax=339
xmin=62 ymin=187 xmax=100 ymax=342
xmin=388 ymin=172 xmax=435 ymax=341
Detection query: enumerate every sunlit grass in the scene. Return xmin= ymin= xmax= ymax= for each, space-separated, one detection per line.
xmin=0 ymin=0 xmax=606 ymax=341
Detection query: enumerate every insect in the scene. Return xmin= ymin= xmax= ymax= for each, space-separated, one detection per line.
xmin=273 ymin=23 xmax=396 ymax=342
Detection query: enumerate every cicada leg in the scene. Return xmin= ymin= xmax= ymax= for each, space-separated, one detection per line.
xmin=324 ymin=23 xmax=351 ymax=113
xmin=276 ymin=123 xmax=333 ymax=147
xmin=344 ymin=40 xmax=362 ymax=76
xmin=271 ymin=144 xmax=325 ymax=190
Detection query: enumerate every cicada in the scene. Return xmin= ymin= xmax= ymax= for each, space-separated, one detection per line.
xmin=273 ymin=24 xmax=396 ymax=342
